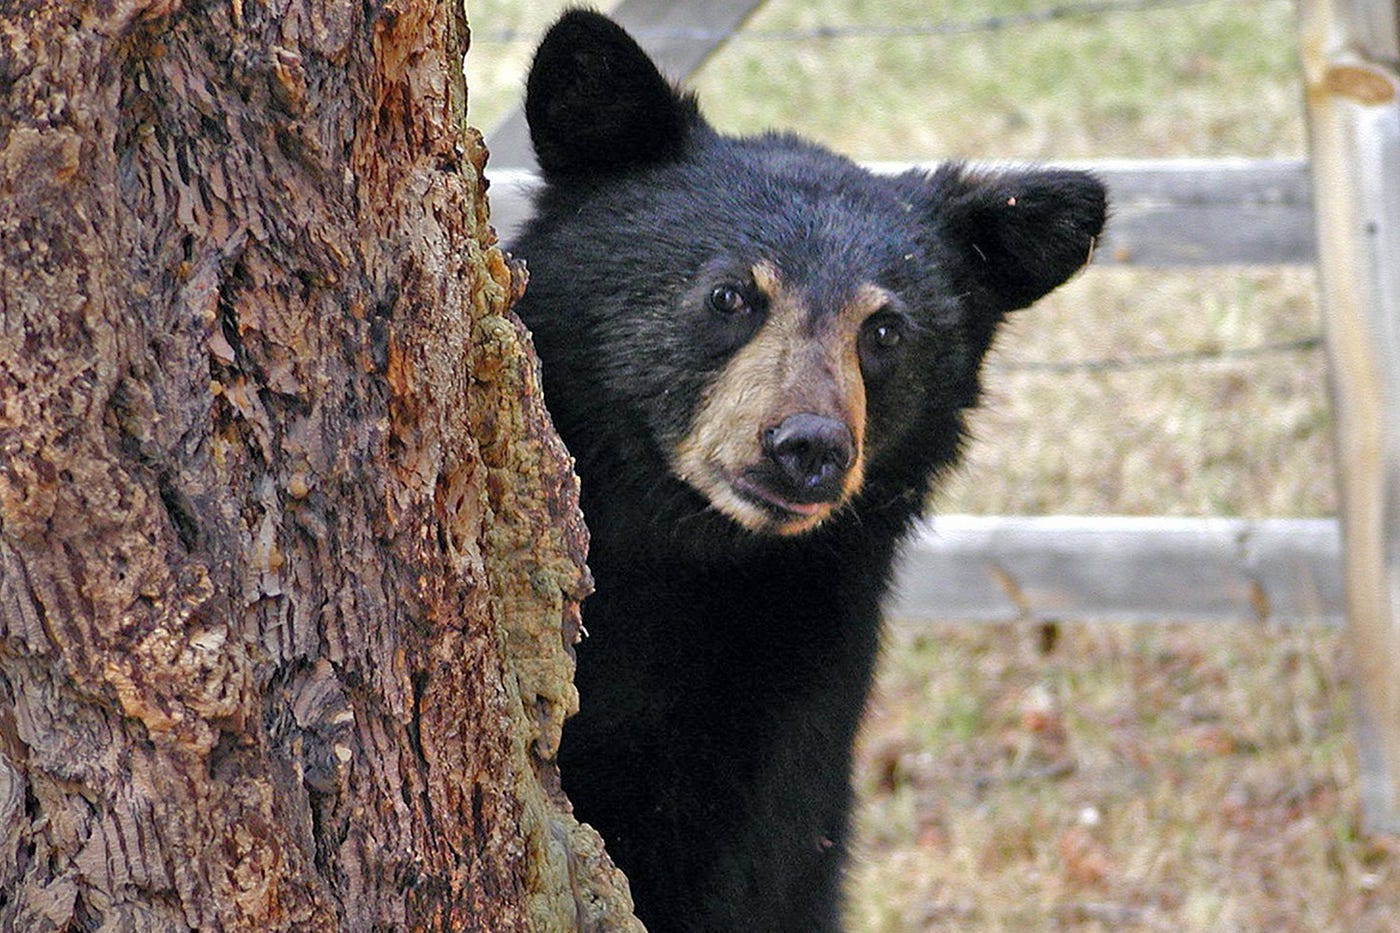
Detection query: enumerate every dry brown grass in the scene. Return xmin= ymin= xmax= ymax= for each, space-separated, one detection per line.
xmin=463 ymin=0 xmax=1395 ymax=928
xmin=848 ymin=621 xmax=1400 ymax=931
xmin=946 ymin=266 xmax=1336 ymax=519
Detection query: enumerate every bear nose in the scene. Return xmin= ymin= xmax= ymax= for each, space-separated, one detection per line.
xmin=762 ymin=414 xmax=855 ymax=502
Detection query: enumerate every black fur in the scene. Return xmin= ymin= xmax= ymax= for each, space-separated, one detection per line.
xmin=510 ymin=11 xmax=1106 ymax=931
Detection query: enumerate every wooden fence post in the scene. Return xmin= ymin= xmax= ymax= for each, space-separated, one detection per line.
xmin=1297 ymin=0 xmax=1400 ymax=833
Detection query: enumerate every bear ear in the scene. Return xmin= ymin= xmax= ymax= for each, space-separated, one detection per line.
xmin=922 ymin=165 xmax=1107 ymax=313
xmin=525 ymin=9 xmax=700 ymax=178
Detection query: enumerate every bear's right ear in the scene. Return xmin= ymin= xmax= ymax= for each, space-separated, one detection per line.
xmin=525 ymin=9 xmax=700 ymax=178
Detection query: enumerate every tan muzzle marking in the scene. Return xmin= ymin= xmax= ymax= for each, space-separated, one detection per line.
xmin=672 ymin=264 xmax=891 ymax=534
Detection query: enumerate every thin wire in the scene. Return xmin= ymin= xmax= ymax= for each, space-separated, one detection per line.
xmin=472 ymin=0 xmax=1270 ymax=44
xmin=993 ymin=336 xmax=1324 ymax=374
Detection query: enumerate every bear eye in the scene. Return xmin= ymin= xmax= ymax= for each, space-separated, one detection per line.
xmin=858 ymin=313 xmax=910 ymax=380
xmin=708 ymin=284 xmax=749 ymax=315
xmin=860 ymin=315 xmax=905 ymax=352
xmin=868 ymin=321 xmax=902 ymax=349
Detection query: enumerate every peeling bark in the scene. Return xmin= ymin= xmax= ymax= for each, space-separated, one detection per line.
xmin=0 ymin=1 xmax=638 ymax=929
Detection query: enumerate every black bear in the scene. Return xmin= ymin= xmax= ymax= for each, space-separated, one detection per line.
xmin=509 ymin=10 xmax=1105 ymax=932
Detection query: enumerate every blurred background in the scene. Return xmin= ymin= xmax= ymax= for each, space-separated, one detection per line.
xmin=464 ymin=2 xmax=1395 ymax=929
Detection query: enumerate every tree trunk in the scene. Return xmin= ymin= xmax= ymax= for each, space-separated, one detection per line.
xmin=0 ymin=1 xmax=638 ymax=930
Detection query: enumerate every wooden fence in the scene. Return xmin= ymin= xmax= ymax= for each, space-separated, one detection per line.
xmin=484 ymin=0 xmax=1400 ymax=831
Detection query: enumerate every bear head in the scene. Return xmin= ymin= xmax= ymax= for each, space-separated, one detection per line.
xmin=511 ymin=10 xmax=1106 ymax=543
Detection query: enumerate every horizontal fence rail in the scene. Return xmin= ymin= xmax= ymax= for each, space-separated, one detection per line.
xmin=884 ymin=515 xmax=1343 ymax=626
xmin=485 ymin=159 xmax=1316 ymax=266
xmin=473 ymin=0 xmax=1249 ymax=46
xmin=1038 ymin=158 xmax=1315 ymax=265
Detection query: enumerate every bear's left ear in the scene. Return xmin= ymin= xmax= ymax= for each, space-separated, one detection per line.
xmin=525 ymin=10 xmax=700 ymax=178
xmin=921 ymin=165 xmax=1107 ymax=313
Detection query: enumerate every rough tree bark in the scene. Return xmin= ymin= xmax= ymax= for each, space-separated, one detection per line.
xmin=0 ymin=1 xmax=639 ymax=929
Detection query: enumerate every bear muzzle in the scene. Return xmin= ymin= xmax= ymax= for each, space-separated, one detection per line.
xmin=677 ymin=409 xmax=864 ymax=535
xmin=723 ymin=413 xmax=856 ymax=527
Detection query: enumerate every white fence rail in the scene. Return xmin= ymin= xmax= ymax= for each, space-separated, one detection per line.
xmin=886 ymin=515 xmax=1342 ymax=626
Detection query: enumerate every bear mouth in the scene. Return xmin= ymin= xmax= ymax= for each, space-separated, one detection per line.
xmin=702 ymin=467 xmax=841 ymax=536
xmin=730 ymin=472 xmax=828 ymax=521
xmin=674 ymin=461 xmax=849 ymax=536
